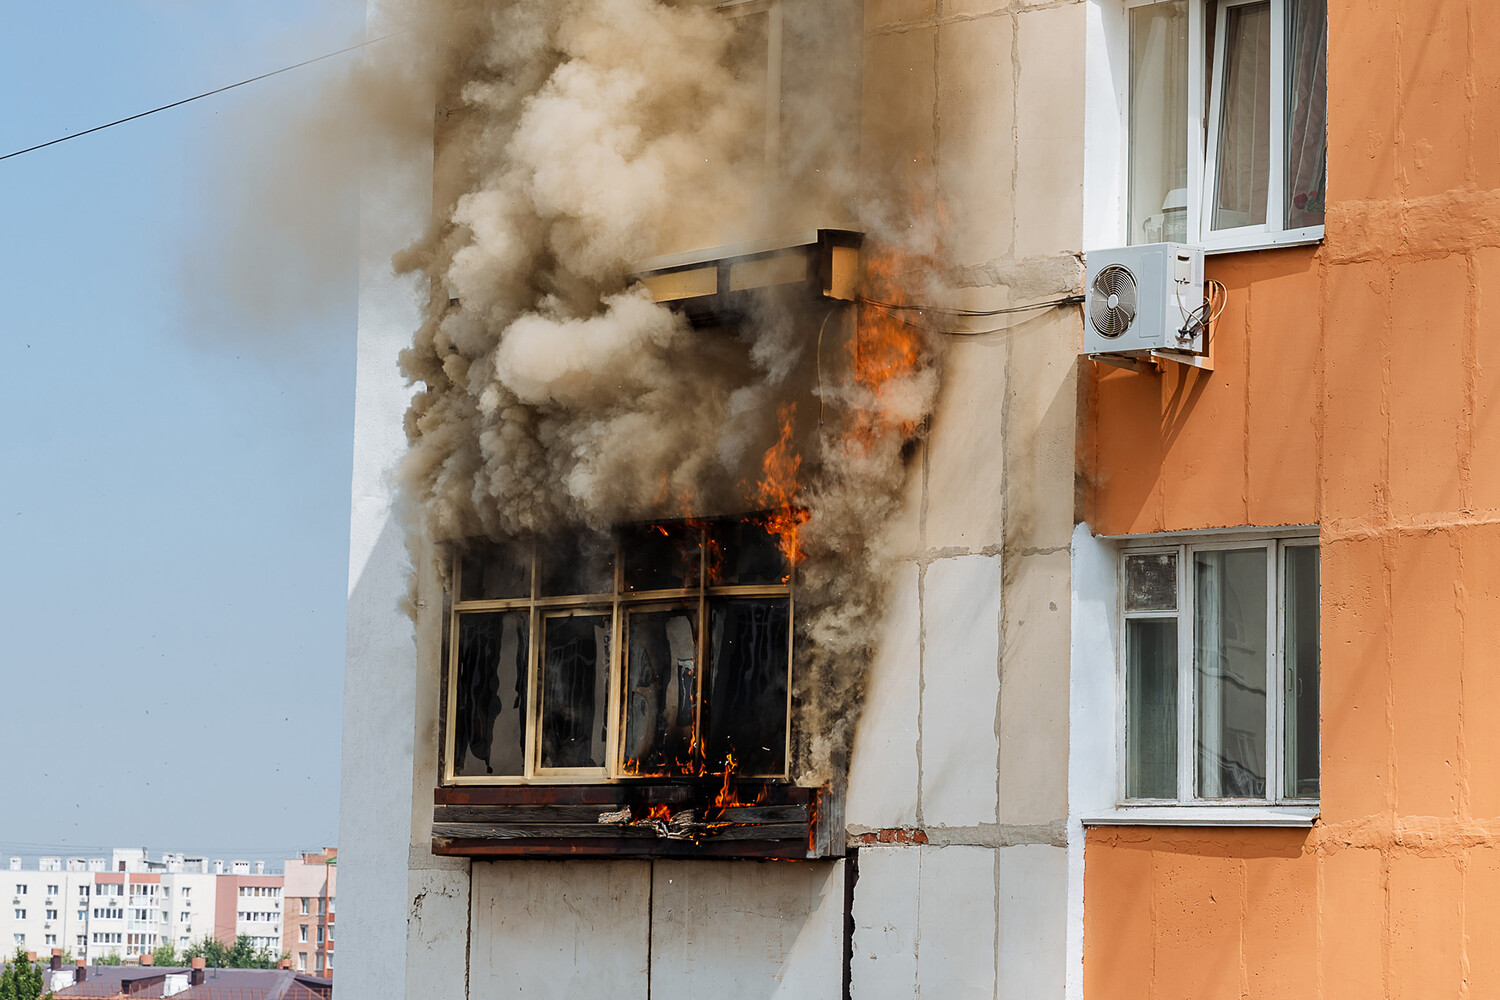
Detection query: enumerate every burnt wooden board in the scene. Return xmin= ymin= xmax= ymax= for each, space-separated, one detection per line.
xmin=431 ymin=780 xmax=832 ymax=859
xmin=434 ymin=782 xmax=811 ymax=806
xmin=432 ymin=836 xmax=816 ymax=860
xmin=433 ymin=803 xmax=810 ymax=825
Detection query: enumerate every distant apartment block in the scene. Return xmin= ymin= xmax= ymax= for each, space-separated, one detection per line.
xmin=212 ymin=875 xmax=283 ymax=957
xmin=1 ymin=848 xmax=297 ymax=962
xmin=280 ymin=848 xmax=336 ymax=977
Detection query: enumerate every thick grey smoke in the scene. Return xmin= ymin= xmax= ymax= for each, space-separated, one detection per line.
xmin=384 ymin=0 xmax=941 ymax=783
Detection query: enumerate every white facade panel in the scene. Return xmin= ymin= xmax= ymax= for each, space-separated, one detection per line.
xmin=997 ymin=844 xmax=1068 ymax=1000
xmin=846 ymin=564 xmax=922 ymax=830
xmin=468 ymin=861 xmax=651 ymax=1000
xmin=920 ymin=555 xmax=1004 ymax=828
xmin=849 ymin=848 xmax=920 ymax=1000
xmin=334 ymin=15 xmax=435 ymax=998
xmin=649 ymin=860 xmax=845 ymax=1000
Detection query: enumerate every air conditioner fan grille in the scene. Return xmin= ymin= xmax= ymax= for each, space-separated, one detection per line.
xmin=1089 ymin=263 xmax=1138 ymax=339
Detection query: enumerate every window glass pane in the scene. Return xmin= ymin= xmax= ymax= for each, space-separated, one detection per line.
xmin=453 ymin=611 xmax=529 ymax=777
xmin=1128 ymin=1 xmax=1190 ymax=245
xmin=458 ymin=539 xmax=530 ymax=601
xmin=1195 ymin=548 xmax=1268 ymax=798
xmin=538 ymin=533 xmax=614 ymax=597
xmin=539 ymin=614 xmax=611 ymax=769
xmin=1126 ymin=618 xmax=1178 ymax=798
xmin=620 ymin=522 xmax=702 ymax=592
xmin=621 ymin=608 xmax=699 ymax=775
xmin=705 ymin=599 xmax=789 ymax=775
xmin=1284 ymin=545 xmax=1320 ymax=798
xmin=1126 ymin=552 xmax=1178 ymax=612
xmin=1285 ymin=0 xmax=1327 ymax=229
xmin=1211 ymin=1 xmax=1272 ymax=231
xmin=708 ymin=517 xmax=791 ymax=586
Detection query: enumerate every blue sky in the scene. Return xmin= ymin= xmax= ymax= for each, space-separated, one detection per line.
xmin=0 ymin=1 xmax=367 ymax=865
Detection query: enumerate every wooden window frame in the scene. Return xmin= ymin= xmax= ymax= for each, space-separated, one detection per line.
xmin=442 ymin=518 xmax=796 ymax=786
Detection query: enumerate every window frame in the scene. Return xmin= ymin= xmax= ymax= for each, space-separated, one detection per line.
xmin=1115 ymin=530 xmax=1320 ymax=810
xmin=442 ymin=521 xmax=796 ymax=786
xmin=1123 ymin=0 xmax=1326 ymax=254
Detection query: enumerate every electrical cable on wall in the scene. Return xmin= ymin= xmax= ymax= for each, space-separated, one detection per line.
xmin=861 ymin=292 xmax=1085 ymax=337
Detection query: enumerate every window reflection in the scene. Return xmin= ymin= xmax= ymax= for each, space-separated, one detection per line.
xmin=1194 ymin=548 xmax=1268 ymax=798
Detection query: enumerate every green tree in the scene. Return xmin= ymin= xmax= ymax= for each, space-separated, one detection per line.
xmin=225 ymin=936 xmax=277 ymax=970
xmin=94 ymin=951 xmax=122 ymax=966
xmin=182 ymin=937 xmax=228 ymax=968
xmin=149 ymin=942 xmax=178 ymax=967
xmin=0 ymin=947 xmax=49 ymax=1000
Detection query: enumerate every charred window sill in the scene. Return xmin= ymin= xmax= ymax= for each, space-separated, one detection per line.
xmin=432 ymin=782 xmax=840 ymax=859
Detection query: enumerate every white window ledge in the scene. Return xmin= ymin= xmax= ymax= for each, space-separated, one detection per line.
xmin=1200 ymin=226 xmax=1324 ymax=256
xmin=1082 ymin=804 xmax=1319 ymax=828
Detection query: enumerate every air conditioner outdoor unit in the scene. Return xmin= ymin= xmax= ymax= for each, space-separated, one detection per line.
xmin=1084 ymin=243 xmax=1205 ymax=357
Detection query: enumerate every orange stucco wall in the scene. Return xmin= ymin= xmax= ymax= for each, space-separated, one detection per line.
xmin=1082 ymin=0 xmax=1500 ymax=996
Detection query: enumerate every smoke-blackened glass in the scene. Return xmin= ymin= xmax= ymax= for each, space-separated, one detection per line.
xmin=459 ymin=539 xmax=531 ymax=601
xmin=709 ymin=518 xmax=791 ymax=587
xmin=538 ymin=533 xmax=614 ymax=597
xmin=704 ymin=598 xmax=790 ymax=776
xmin=453 ymin=611 xmax=529 ymax=777
xmin=621 ymin=608 xmax=699 ymax=775
xmin=539 ymin=613 xmax=611 ymax=770
xmin=620 ymin=522 xmax=702 ymax=593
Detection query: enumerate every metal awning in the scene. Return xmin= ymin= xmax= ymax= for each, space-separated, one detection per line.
xmin=634 ymin=229 xmax=862 ymax=311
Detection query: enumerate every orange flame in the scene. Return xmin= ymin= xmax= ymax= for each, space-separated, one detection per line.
xmin=644 ymin=803 xmax=671 ymax=822
xmin=712 ymin=753 xmax=739 ymax=810
xmin=753 ymin=404 xmax=810 ymax=572
xmin=689 ymin=516 xmax=725 ymax=586
xmin=849 ymin=242 xmax=930 ymax=446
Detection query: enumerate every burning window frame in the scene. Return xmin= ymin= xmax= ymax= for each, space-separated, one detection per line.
xmin=441 ymin=514 xmax=797 ymax=787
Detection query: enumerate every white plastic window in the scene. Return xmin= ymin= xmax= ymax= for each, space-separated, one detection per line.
xmin=1120 ymin=535 xmax=1319 ymax=805
xmin=1125 ymin=0 xmax=1326 ymax=252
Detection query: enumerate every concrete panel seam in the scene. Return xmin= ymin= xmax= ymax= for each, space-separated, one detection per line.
xmin=869 ymin=0 xmax=1084 ymax=37
xmin=917 ymin=431 xmax=930 ymax=829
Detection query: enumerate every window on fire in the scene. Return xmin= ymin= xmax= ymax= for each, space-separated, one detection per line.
xmin=446 ymin=514 xmax=796 ymax=784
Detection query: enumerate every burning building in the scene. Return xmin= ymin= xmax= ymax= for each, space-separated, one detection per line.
xmin=335 ymin=0 xmax=1489 ymax=996
xmin=339 ymin=0 xmax=1079 ymax=994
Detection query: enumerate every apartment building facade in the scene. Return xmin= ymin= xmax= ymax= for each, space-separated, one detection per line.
xmin=213 ymin=876 xmax=284 ymax=957
xmin=341 ymin=0 xmax=1078 ymax=995
xmin=281 ymin=849 xmax=336 ymax=977
xmin=3 ymin=852 xmax=284 ymax=963
xmin=337 ymin=0 xmax=1484 ymax=997
xmin=1076 ymin=0 xmax=1500 ymax=995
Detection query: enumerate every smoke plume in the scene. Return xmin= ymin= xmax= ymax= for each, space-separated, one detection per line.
xmin=381 ymin=0 xmax=942 ymax=783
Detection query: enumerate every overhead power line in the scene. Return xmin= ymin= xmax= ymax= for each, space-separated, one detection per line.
xmin=0 ymin=35 xmax=393 ymax=163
